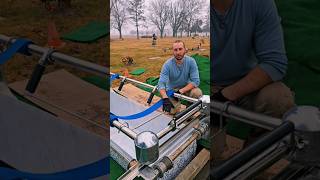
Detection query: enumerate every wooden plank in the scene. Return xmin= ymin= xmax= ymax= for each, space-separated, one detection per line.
xmin=176 ymin=148 xmax=210 ymax=180
xmin=195 ymin=160 xmax=210 ymax=180
xmin=8 ymin=69 xmax=107 ymax=138
xmin=113 ymin=83 xmax=161 ymax=107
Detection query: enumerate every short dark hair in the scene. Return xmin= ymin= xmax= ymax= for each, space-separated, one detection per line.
xmin=173 ymin=40 xmax=185 ymax=48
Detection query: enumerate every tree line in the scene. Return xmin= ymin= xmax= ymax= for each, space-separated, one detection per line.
xmin=111 ymin=0 xmax=209 ymax=39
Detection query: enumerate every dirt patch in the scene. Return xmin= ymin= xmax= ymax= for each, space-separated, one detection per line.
xmin=0 ymin=0 xmax=108 ymax=83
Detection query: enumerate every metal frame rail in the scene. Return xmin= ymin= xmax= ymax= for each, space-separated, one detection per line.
xmin=0 ymin=34 xmax=108 ymax=77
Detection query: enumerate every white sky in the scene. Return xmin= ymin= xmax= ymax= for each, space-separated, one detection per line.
xmin=110 ymin=0 xmax=210 ymax=37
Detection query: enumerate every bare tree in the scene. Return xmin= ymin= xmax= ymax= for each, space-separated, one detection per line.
xmin=111 ymin=0 xmax=127 ymax=39
xmin=183 ymin=0 xmax=205 ymax=37
xmin=191 ymin=19 xmax=203 ymax=35
xmin=149 ymin=0 xmax=170 ymax=38
xmin=202 ymin=6 xmax=210 ymax=36
xmin=127 ymin=0 xmax=146 ymax=39
xmin=179 ymin=19 xmax=188 ymax=37
xmin=168 ymin=1 xmax=186 ymax=37
xmin=110 ymin=0 xmax=115 ymax=10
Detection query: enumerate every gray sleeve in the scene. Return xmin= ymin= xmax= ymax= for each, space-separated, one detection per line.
xmin=158 ymin=62 xmax=169 ymax=90
xmin=254 ymin=0 xmax=288 ymax=81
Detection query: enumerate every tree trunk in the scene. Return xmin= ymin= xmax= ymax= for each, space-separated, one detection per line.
xmin=172 ymin=29 xmax=178 ymax=37
xmin=136 ymin=25 xmax=139 ymax=39
xmin=119 ymin=28 xmax=122 ymax=39
xmin=160 ymin=29 xmax=164 ymax=38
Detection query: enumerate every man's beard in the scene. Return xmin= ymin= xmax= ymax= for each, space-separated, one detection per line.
xmin=175 ymin=55 xmax=183 ymax=61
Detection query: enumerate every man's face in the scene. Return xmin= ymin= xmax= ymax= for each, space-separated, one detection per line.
xmin=173 ymin=42 xmax=186 ymax=61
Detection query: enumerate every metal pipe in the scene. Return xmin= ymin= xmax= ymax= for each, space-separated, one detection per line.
xmin=173 ymin=93 xmax=198 ymax=103
xmin=0 ymin=34 xmax=107 ymax=77
xmin=110 ymin=72 xmax=154 ymax=89
xmin=211 ymin=101 xmax=282 ymax=130
xmin=159 ymin=118 xmax=196 ymax=152
xmin=110 ymin=72 xmax=198 ymax=103
xmin=210 ymin=121 xmax=294 ymax=180
xmin=174 ymin=100 xmax=202 ymax=120
xmin=234 ymin=144 xmax=289 ymax=180
xmin=211 ymin=109 xmax=275 ymax=131
xmin=168 ymin=120 xmax=209 ymax=161
xmin=156 ymin=102 xmax=201 ymax=139
xmin=176 ymin=104 xmax=202 ymax=126
xmin=225 ymin=143 xmax=288 ymax=179
xmin=112 ymin=121 xmax=137 ymax=140
xmin=157 ymin=125 xmax=174 ymax=140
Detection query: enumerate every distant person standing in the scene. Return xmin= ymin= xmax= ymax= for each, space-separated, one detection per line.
xmin=152 ymin=33 xmax=157 ymax=47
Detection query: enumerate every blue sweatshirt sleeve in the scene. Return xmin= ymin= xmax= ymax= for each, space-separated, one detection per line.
xmin=188 ymin=58 xmax=200 ymax=87
xmin=158 ymin=61 xmax=169 ymax=90
xmin=254 ymin=0 xmax=288 ymax=81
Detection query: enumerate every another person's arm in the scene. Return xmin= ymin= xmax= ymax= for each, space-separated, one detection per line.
xmin=221 ymin=0 xmax=287 ymax=101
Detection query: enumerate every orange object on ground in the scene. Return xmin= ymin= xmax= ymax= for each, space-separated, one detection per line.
xmin=47 ymin=21 xmax=64 ymax=48
xmin=122 ymin=68 xmax=131 ymax=78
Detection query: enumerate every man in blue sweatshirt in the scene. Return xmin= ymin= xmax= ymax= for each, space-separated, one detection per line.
xmin=211 ymin=0 xmax=295 ymax=119
xmin=158 ymin=40 xmax=202 ymax=114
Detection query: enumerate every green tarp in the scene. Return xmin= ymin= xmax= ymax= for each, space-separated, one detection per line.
xmin=82 ymin=76 xmax=107 ymax=90
xmin=146 ymin=77 xmax=159 ymax=86
xmin=62 ymin=21 xmax=109 ymax=43
xmin=276 ymin=0 xmax=320 ymax=106
xmin=191 ymin=54 xmax=210 ymax=95
xmin=130 ymin=68 xmax=146 ymax=76
xmin=110 ymin=158 xmax=125 ymax=180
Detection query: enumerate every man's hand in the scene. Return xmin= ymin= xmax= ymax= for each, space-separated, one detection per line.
xmin=173 ymin=89 xmax=182 ymax=101
xmin=162 ymin=98 xmax=174 ymax=112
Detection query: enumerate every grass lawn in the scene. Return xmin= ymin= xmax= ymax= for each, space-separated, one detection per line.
xmin=110 ymin=36 xmax=210 ymax=88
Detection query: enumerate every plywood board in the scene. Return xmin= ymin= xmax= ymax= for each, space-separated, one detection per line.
xmin=9 ymin=69 xmax=107 ymax=138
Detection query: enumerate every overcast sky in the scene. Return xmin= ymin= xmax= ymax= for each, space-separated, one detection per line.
xmin=111 ymin=0 xmax=210 ymax=37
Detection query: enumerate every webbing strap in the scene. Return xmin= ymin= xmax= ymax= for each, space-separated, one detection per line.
xmin=110 ymin=74 xmax=120 ymax=82
xmin=110 ymin=99 xmax=163 ymax=121
xmin=110 ymin=89 xmax=175 ymax=123
xmin=0 ymin=157 xmax=109 ymax=179
xmin=0 ymin=39 xmax=33 ymax=65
